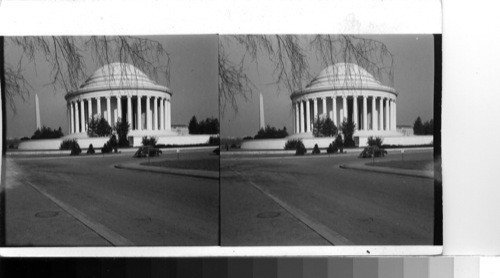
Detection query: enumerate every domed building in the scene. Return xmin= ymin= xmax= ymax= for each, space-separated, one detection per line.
xmin=290 ymin=63 xmax=399 ymax=137
xmin=65 ymin=63 xmax=174 ymax=138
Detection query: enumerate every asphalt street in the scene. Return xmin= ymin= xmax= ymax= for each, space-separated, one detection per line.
xmin=5 ymin=149 xmax=219 ymax=246
xmin=221 ymin=150 xmax=435 ymax=246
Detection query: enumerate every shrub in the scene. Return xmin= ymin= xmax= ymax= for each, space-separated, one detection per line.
xmin=367 ymin=136 xmax=383 ymax=147
xmin=313 ymin=117 xmax=337 ymax=137
xmin=115 ymin=119 xmax=130 ymax=147
xmin=189 ymin=116 xmax=220 ymax=134
xmin=284 ymin=139 xmax=301 ymax=150
xmin=88 ymin=117 xmax=112 ymax=137
xmin=60 ymin=139 xmax=81 ymax=155
xmin=359 ymin=146 xmax=387 ymax=158
xmin=101 ymin=135 xmax=119 ymax=154
xmin=334 ymin=135 xmax=344 ymax=153
xmin=60 ymin=139 xmax=78 ymax=150
xmin=87 ymin=144 xmax=95 ymax=154
xmin=142 ymin=136 xmax=157 ymax=147
xmin=295 ymin=140 xmax=307 ymax=156
xmin=31 ymin=126 xmax=64 ymax=139
xmin=255 ymin=125 xmax=288 ymax=139
xmin=326 ymin=142 xmax=338 ymax=154
xmin=341 ymin=120 xmax=356 ymax=148
xmin=20 ymin=137 xmax=30 ymax=141
xmin=312 ymin=144 xmax=320 ymax=155
xmin=243 ymin=136 xmax=253 ymax=140
xmin=209 ymin=136 xmax=220 ymax=146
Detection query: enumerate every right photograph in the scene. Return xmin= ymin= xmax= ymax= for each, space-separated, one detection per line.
xmin=219 ymin=34 xmax=440 ymax=246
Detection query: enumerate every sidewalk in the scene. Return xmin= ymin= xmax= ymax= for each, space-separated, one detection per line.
xmin=115 ymin=160 xmax=219 ymax=180
xmin=340 ymin=159 xmax=434 ymax=179
xmin=3 ymin=158 xmax=111 ymax=246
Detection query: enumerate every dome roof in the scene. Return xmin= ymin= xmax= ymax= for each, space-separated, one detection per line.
xmin=67 ymin=63 xmax=170 ymax=96
xmin=293 ymin=63 xmax=395 ymax=96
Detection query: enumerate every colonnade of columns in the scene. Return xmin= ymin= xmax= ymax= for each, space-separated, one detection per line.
xmin=293 ymin=94 xmax=396 ymax=134
xmin=68 ymin=95 xmax=171 ymax=134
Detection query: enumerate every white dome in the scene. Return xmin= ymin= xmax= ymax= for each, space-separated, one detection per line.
xmin=293 ymin=63 xmax=395 ymax=96
xmin=67 ymin=63 xmax=170 ymax=97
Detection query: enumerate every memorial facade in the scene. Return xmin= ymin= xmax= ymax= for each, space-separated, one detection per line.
xmin=65 ymin=63 xmax=173 ymax=137
xmin=290 ymin=63 xmax=399 ymax=137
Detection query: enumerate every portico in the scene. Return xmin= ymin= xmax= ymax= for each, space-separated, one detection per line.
xmin=291 ymin=63 xmax=398 ymax=137
xmin=65 ymin=63 xmax=173 ymax=137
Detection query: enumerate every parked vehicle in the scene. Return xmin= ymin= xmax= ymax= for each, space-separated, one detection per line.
xmin=359 ymin=146 xmax=387 ymax=158
xmin=134 ymin=146 xmax=162 ymax=158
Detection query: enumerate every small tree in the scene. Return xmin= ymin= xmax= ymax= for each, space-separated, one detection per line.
xmin=188 ymin=116 xmax=199 ymax=134
xmin=334 ymin=135 xmax=344 ymax=153
xmin=326 ymin=142 xmax=338 ymax=154
xmin=423 ymin=119 xmax=434 ymax=135
xmin=115 ymin=119 xmax=130 ymax=147
xmin=413 ymin=116 xmax=424 ymax=135
xmin=367 ymin=136 xmax=383 ymax=147
xmin=284 ymin=139 xmax=301 ymax=150
xmin=142 ymin=136 xmax=157 ymax=147
xmin=295 ymin=140 xmax=307 ymax=156
xmin=341 ymin=120 xmax=356 ymax=147
xmin=312 ymin=144 xmax=321 ymax=155
xmin=88 ymin=116 xmax=112 ymax=137
xmin=87 ymin=144 xmax=95 ymax=155
xmin=69 ymin=140 xmax=81 ymax=155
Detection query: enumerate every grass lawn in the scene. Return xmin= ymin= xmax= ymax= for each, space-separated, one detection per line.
xmin=369 ymin=159 xmax=434 ymax=171
xmin=143 ymin=157 xmax=220 ymax=171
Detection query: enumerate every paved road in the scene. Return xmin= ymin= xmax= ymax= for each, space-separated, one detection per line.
xmin=5 ymin=149 xmax=219 ymax=246
xmin=221 ymin=150 xmax=434 ymax=246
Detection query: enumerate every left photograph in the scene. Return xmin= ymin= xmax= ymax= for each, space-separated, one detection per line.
xmin=2 ymin=36 xmax=220 ymax=246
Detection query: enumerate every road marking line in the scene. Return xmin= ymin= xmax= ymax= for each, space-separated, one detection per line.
xmin=23 ymin=179 xmax=135 ymax=246
xmin=232 ymin=170 xmax=353 ymax=245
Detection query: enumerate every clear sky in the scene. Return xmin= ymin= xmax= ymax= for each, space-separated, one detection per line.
xmin=220 ymin=35 xmax=435 ymax=138
xmin=5 ymin=35 xmax=219 ymax=139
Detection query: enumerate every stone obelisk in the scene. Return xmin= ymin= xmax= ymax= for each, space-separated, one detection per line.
xmin=35 ymin=94 xmax=41 ymax=129
xmin=259 ymin=93 xmax=265 ymax=129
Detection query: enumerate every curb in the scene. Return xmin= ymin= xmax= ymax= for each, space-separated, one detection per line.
xmin=339 ymin=163 xmax=434 ymax=179
xmin=114 ymin=163 xmax=219 ymax=180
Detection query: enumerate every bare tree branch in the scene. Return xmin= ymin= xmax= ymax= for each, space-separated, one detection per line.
xmin=4 ymin=36 xmax=171 ymax=111
xmin=219 ymin=35 xmax=394 ymax=114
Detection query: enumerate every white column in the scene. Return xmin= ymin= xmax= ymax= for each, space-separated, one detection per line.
xmin=295 ymin=102 xmax=299 ymax=134
xmin=105 ymin=97 xmax=111 ymax=126
xmin=153 ymin=97 xmax=158 ymax=130
xmin=146 ymin=96 xmax=151 ymax=130
xmin=379 ymin=97 xmax=383 ymax=130
xmin=313 ymin=98 xmax=318 ymax=122
xmin=70 ymin=102 xmax=74 ymax=134
xmin=80 ymin=100 xmax=86 ymax=133
xmin=137 ymin=95 xmax=142 ymax=131
xmin=67 ymin=105 xmax=70 ymax=134
xmin=165 ymin=99 xmax=170 ymax=130
xmin=363 ymin=95 xmax=368 ymax=131
xmin=74 ymin=101 xmax=80 ymax=133
xmin=353 ymin=96 xmax=358 ymax=130
xmin=117 ymin=96 xmax=122 ymax=122
xmin=127 ymin=96 xmax=132 ymax=129
xmin=372 ymin=97 xmax=377 ymax=131
xmin=384 ymin=98 xmax=389 ymax=131
xmin=393 ymin=100 xmax=397 ymax=130
xmin=299 ymin=100 xmax=304 ymax=133
xmin=333 ymin=96 xmax=337 ymax=126
xmin=87 ymin=98 xmax=92 ymax=122
xmin=322 ymin=97 xmax=327 ymax=118
xmin=305 ymin=99 xmax=311 ymax=132
xmin=160 ymin=97 xmax=165 ymax=130
xmin=97 ymin=97 xmax=101 ymax=118
xmin=342 ymin=96 xmax=347 ymax=122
